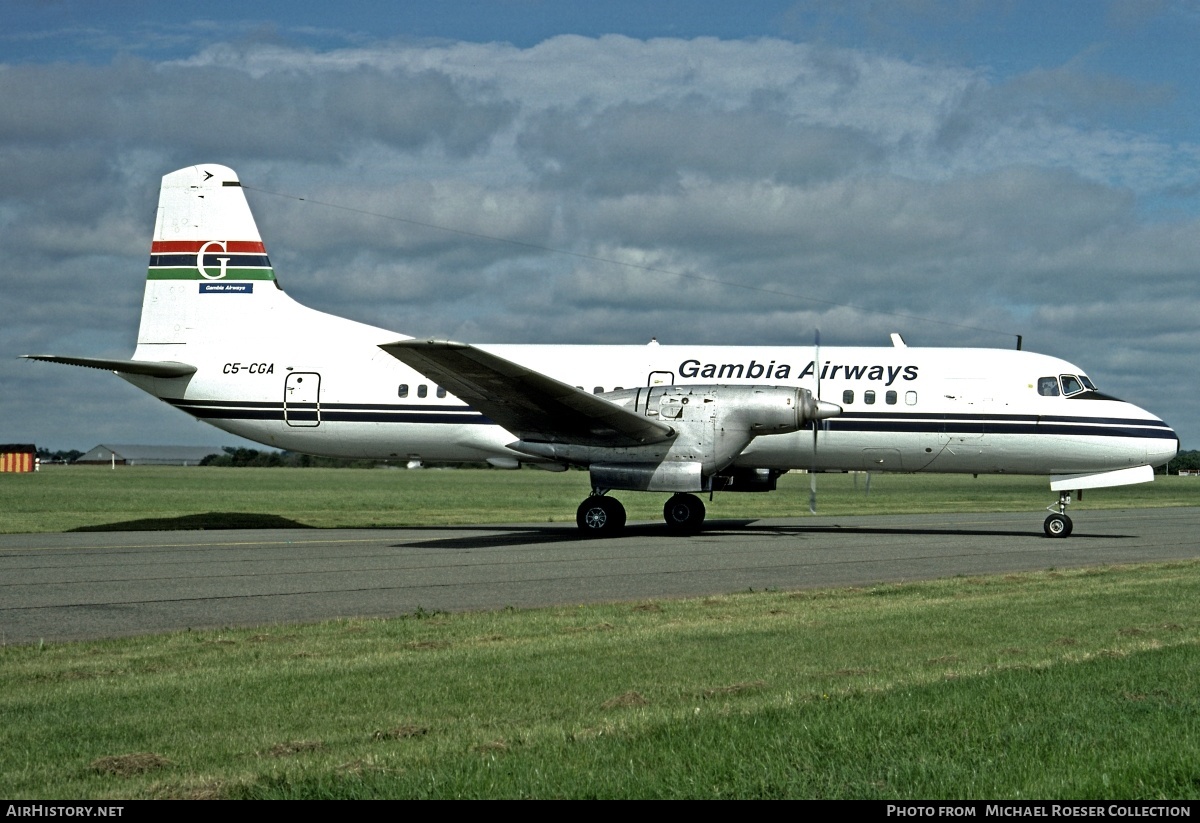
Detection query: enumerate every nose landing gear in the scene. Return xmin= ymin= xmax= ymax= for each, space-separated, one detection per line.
xmin=1044 ymin=490 xmax=1074 ymax=538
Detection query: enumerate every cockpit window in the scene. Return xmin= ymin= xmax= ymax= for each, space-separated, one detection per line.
xmin=1079 ymin=374 xmax=1096 ymax=391
xmin=1037 ymin=376 xmax=1060 ymax=397
xmin=1060 ymin=374 xmax=1085 ymax=396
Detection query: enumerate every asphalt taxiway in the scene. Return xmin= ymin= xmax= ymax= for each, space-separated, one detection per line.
xmin=2 ymin=507 xmax=1198 ymax=644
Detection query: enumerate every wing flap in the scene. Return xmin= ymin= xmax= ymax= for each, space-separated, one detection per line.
xmin=22 ymin=355 xmax=197 ymax=378
xmin=379 ymin=339 xmax=674 ymax=447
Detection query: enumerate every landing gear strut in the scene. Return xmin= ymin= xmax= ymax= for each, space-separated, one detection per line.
xmin=1044 ymin=490 xmax=1073 ymax=538
xmin=576 ymin=493 xmax=626 ymax=536
xmin=664 ymin=493 xmax=706 ymax=533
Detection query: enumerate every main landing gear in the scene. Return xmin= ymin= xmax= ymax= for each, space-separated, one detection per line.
xmin=576 ymin=494 xmax=626 ymax=535
xmin=663 ymin=493 xmax=705 ymax=533
xmin=1044 ymin=490 xmax=1073 ymax=538
xmin=575 ymin=491 xmax=708 ymax=536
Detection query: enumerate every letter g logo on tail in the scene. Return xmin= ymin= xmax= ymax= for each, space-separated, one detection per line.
xmin=197 ymin=240 xmax=230 ymax=280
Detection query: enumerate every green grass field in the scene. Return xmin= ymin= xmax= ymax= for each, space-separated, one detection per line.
xmin=1 ymin=465 xmax=1195 ymax=533
xmin=2 ymin=467 xmax=1197 ymax=798
xmin=2 ymin=564 xmax=1198 ymax=799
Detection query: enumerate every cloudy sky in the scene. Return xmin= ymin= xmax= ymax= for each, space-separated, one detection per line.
xmin=3 ymin=0 xmax=1198 ymax=453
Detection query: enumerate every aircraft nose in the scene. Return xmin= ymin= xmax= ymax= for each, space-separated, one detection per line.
xmin=1147 ymin=421 xmax=1180 ymax=468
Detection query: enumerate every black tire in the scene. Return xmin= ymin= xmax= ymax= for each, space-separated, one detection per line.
xmin=576 ymin=496 xmax=626 ymax=536
xmin=1043 ymin=513 xmax=1073 ymax=538
xmin=663 ymin=493 xmax=706 ymax=533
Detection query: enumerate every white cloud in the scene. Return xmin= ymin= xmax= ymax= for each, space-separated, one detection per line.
xmin=4 ymin=33 xmax=1198 ymax=448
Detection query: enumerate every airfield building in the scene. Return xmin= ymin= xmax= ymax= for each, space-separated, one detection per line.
xmin=0 ymin=444 xmax=36 ymax=472
xmin=76 ymin=444 xmax=222 ymax=466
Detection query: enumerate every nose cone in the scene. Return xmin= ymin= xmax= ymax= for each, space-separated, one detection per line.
xmin=1123 ymin=399 xmax=1179 ymax=467
xmin=1101 ymin=396 xmax=1179 ymax=469
xmin=1146 ymin=421 xmax=1180 ymax=468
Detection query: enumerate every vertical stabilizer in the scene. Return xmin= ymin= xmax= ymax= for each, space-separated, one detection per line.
xmin=138 ymin=165 xmax=284 ymax=346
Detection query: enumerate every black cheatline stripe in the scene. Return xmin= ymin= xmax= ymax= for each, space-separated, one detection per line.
xmin=168 ymin=398 xmax=474 ymax=414
xmin=828 ymin=420 xmax=1171 ymax=439
xmin=323 ymin=402 xmax=475 ymax=413
xmin=167 ymin=399 xmax=490 ymax=426
xmin=321 ymin=411 xmax=491 ymax=425
xmin=166 ymin=398 xmax=278 ymax=409
xmin=842 ymin=411 xmax=1036 ymax=422
xmin=169 ymin=400 xmax=1166 ymax=427
xmin=174 ymin=407 xmax=282 ymax=421
xmin=161 ymin=399 xmax=1169 ymax=438
xmin=840 ymin=411 xmax=1172 ymax=428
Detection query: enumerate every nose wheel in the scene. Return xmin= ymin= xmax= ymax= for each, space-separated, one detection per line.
xmin=1043 ymin=490 xmax=1074 ymax=538
xmin=1043 ymin=512 xmax=1073 ymax=538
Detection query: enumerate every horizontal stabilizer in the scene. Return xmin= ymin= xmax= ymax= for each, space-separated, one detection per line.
xmin=1050 ymin=464 xmax=1154 ymax=491
xmin=22 ymin=355 xmax=197 ymax=378
xmin=380 ymin=339 xmax=675 ymax=447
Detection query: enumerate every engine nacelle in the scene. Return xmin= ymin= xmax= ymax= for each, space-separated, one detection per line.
xmin=514 ymin=384 xmax=839 ymax=492
xmin=589 ymin=461 xmax=703 ymax=492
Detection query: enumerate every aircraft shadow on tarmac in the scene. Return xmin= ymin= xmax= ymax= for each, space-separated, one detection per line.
xmin=396 ymin=519 xmax=1132 ymax=550
xmin=70 ymin=512 xmax=313 ymax=532
xmin=63 ymin=512 xmax=1132 ymax=544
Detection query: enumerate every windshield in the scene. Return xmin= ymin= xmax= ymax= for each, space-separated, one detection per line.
xmin=1037 ymin=374 xmax=1096 ymax=397
xmin=1060 ymin=374 xmax=1085 ymax=395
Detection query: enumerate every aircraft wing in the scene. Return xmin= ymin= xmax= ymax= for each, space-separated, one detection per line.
xmin=379 ymin=339 xmax=675 ymax=447
xmin=22 ymin=355 xmax=197 ymax=378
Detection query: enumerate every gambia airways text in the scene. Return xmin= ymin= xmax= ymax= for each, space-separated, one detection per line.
xmin=678 ymin=359 xmax=918 ymax=385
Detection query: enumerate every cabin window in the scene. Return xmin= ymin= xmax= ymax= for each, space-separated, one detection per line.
xmin=593 ymin=386 xmax=604 ymax=395
xmin=905 ymin=391 xmax=917 ymax=406
xmin=1037 ymin=376 xmax=1060 ymax=396
xmin=436 ymin=386 xmax=447 ymax=398
xmin=885 ymin=390 xmax=897 ymax=405
xmin=614 ymin=386 xmax=624 ymax=391
xmin=1060 ymin=374 xmax=1085 ymax=396
xmin=842 ymin=390 xmax=854 ymax=405
xmin=398 ymin=384 xmax=409 ymax=398
xmin=864 ymin=390 xmax=876 ymax=405
xmin=417 ymin=384 xmax=428 ymax=398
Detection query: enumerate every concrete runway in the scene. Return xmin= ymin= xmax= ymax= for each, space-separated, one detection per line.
xmin=3 ymin=507 xmax=1198 ymax=644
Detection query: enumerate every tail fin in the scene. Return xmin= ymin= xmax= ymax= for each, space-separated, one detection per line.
xmin=138 ymin=165 xmax=285 ymax=346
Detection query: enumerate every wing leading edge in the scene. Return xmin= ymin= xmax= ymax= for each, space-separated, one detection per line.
xmin=379 ymin=339 xmax=675 ymax=448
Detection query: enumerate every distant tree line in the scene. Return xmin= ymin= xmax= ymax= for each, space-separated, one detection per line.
xmin=199 ymin=447 xmax=381 ymax=468
xmin=35 ymin=444 xmax=1198 ymax=472
xmin=1163 ymin=450 xmax=1200 ymax=474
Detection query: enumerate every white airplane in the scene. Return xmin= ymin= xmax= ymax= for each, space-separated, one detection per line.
xmin=25 ymin=165 xmax=1179 ymax=537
